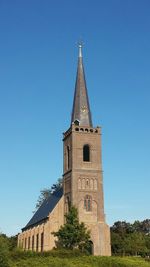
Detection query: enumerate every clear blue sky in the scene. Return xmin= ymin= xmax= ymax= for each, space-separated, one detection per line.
xmin=0 ymin=0 xmax=150 ymax=236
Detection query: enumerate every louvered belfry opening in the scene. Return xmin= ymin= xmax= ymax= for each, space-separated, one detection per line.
xmin=83 ymin=144 xmax=90 ymax=162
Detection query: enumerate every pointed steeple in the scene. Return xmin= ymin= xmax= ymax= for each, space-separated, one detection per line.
xmin=71 ymin=44 xmax=93 ymax=127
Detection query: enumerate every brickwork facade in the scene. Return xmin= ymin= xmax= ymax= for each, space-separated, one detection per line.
xmin=18 ymin=196 xmax=64 ymax=251
xmin=63 ymin=124 xmax=111 ymax=255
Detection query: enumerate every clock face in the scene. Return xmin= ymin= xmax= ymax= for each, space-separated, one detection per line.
xmin=81 ymin=105 xmax=87 ymax=113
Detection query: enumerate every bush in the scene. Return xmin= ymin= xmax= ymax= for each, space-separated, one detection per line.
xmin=9 ymin=252 xmax=150 ymax=267
xmin=40 ymin=248 xmax=85 ymax=257
xmin=10 ymin=247 xmax=84 ymax=260
xmin=52 ymin=206 xmax=91 ymax=253
xmin=10 ymin=248 xmax=36 ymax=260
xmin=0 ymin=235 xmax=10 ymax=267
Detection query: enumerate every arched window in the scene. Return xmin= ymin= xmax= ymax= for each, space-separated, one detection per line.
xmin=88 ymin=240 xmax=94 ymax=254
xmin=36 ymin=234 xmax=39 ymax=252
xmin=83 ymin=144 xmax=90 ymax=162
xmin=84 ymin=195 xmax=92 ymax=211
xmin=28 ymin=237 xmax=30 ymax=250
xmin=41 ymin=233 xmax=44 ymax=252
xmin=86 ymin=179 xmax=89 ymax=189
xmin=82 ymin=179 xmax=85 ymax=189
xmin=32 ymin=236 xmax=34 ymax=251
xmin=90 ymin=179 xmax=94 ymax=190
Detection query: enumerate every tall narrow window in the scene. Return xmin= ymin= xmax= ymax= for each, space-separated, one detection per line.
xmin=28 ymin=237 xmax=30 ymax=250
xmin=36 ymin=234 xmax=39 ymax=252
xmin=41 ymin=233 xmax=44 ymax=252
xmin=84 ymin=195 xmax=92 ymax=211
xmin=83 ymin=145 xmax=90 ymax=162
xmin=32 ymin=236 xmax=34 ymax=251
xmin=25 ymin=238 xmax=27 ymax=250
xmin=88 ymin=198 xmax=91 ymax=211
xmin=67 ymin=146 xmax=70 ymax=169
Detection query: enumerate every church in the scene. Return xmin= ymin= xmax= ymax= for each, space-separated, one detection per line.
xmin=18 ymin=45 xmax=111 ymax=256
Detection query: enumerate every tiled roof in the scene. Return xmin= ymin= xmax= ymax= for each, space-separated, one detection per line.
xmin=22 ymin=187 xmax=63 ymax=231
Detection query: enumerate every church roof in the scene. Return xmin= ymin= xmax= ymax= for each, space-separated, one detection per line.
xmin=71 ymin=44 xmax=93 ymax=127
xmin=22 ymin=187 xmax=63 ymax=231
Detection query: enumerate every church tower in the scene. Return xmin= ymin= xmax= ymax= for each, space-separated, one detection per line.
xmin=18 ymin=45 xmax=111 ymax=254
xmin=63 ymin=45 xmax=111 ymax=256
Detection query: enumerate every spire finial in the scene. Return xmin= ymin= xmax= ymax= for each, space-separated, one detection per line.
xmin=78 ymin=41 xmax=83 ymax=58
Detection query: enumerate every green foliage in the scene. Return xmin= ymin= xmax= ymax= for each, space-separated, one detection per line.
xmin=0 ymin=234 xmax=10 ymax=267
xmin=133 ymin=220 xmax=150 ymax=234
xmin=111 ymin=220 xmax=150 ymax=235
xmin=8 ymin=235 xmax=17 ymax=251
xmin=34 ymin=178 xmax=63 ymax=212
xmin=0 ymin=232 xmax=18 ymax=267
xmin=111 ymin=220 xmax=150 ymax=256
xmin=124 ymin=232 xmax=147 ymax=256
xmin=8 ymin=252 xmax=150 ymax=267
xmin=1 ymin=239 xmax=150 ymax=267
xmin=39 ymin=248 xmax=84 ymax=257
xmin=10 ymin=248 xmax=38 ymax=260
xmin=52 ymin=206 xmax=91 ymax=253
xmin=10 ymin=247 xmax=84 ymax=260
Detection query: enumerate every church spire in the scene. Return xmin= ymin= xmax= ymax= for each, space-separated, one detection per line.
xmin=71 ymin=44 xmax=93 ymax=127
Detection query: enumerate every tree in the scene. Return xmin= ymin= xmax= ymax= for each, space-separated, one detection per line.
xmin=111 ymin=232 xmax=126 ymax=255
xmin=145 ymin=235 xmax=150 ymax=255
xmin=8 ymin=235 xmax=17 ymax=251
xmin=52 ymin=206 xmax=91 ymax=253
xmin=0 ymin=234 xmax=10 ymax=267
xmin=111 ymin=221 xmax=133 ymax=236
xmin=125 ymin=232 xmax=147 ymax=256
xmin=34 ymin=177 xmax=63 ymax=212
xmin=111 ymin=219 xmax=150 ymax=256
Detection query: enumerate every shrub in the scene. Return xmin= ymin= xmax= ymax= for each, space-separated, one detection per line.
xmin=0 ymin=235 xmax=10 ymax=267
xmin=10 ymin=248 xmax=38 ymax=260
xmin=40 ymin=248 xmax=85 ymax=257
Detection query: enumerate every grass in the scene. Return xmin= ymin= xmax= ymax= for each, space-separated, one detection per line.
xmin=8 ymin=250 xmax=150 ymax=267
